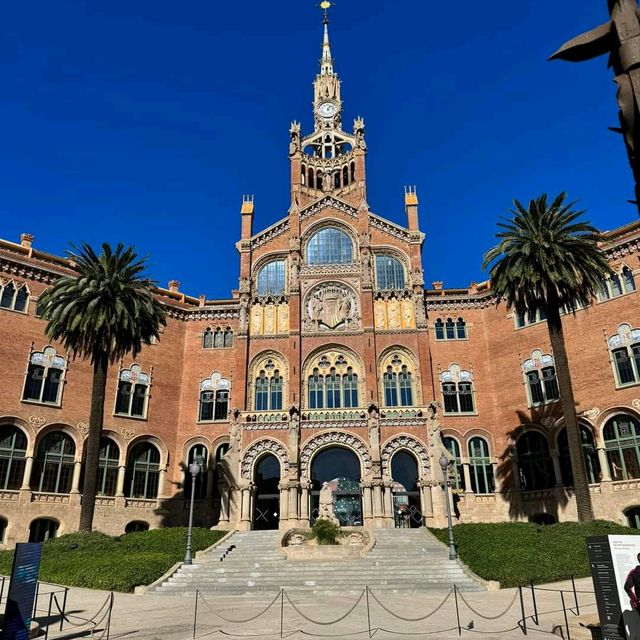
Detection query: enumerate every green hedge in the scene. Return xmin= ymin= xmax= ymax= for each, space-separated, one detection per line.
xmin=430 ymin=520 xmax=640 ymax=587
xmin=0 ymin=528 xmax=226 ymax=593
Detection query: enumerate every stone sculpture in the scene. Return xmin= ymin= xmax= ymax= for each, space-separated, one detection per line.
xmin=318 ymin=481 xmax=339 ymax=525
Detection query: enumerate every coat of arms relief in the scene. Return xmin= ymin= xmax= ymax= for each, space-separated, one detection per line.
xmin=303 ymin=282 xmax=360 ymax=332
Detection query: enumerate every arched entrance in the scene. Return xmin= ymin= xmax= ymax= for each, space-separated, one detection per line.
xmin=253 ymin=454 xmax=280 ymax=530
xmin=391 ymin=451 xmax=422 ymax=528
xmin=311 ymin=447 xmax=362 ymax=526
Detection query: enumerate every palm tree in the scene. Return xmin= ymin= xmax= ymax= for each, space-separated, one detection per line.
xmin=483 ymin=193 xmax=612 ymax=522
xmin=39 ymin=243 xmax=166 ymax=532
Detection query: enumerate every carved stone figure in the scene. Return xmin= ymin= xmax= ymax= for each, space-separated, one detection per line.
xmin=288 ymin=408 xmax=300 ymax=457
xmin=374 ymin=298 xmax=387 ymax=329
xmin=368 ymin=406 xmax=381 ymax=458
xmin=289 ymin=258 xmax=300 ymax=290
xmin=305 ymin=283 xmax=357 ymax=331
xmin=251 ymin=305 xmax=263 ymax=335
xmin=239 ymin=295 xmax=249 ymax=332
xmin=387 ymin=296 xmax=401 ymax=329
xmin=264 ymin=303 xmax=276 ymax=335
xmin=277 ymin=302 xmax=289 ymax=333
xmin=229 ymin=411 xmax=242 ymax=455
xmin=551 ymin=1 xmax=640 ymax=208
xmin=361 ymin=250 xmax=372 ymax=285
xmin=426 ymin=402 xmax=452 ymax=465
xmin=289 ymin=122 xmax=301 ymax=156
xmin=401 ymin=296 xmax=415 ymax=329
xmin=318 ymin=481 xmax=339 ymax=524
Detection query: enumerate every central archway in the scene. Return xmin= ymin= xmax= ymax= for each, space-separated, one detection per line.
xmin=391 ymin=451 xmax=422 ymax=528
xmin=253 ymin=454 xmax=280 ymax=530
xmin=310 ymin=447 xmax=362 ymax=526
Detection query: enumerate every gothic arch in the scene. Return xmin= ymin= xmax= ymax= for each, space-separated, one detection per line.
xmin=301 ymin=218 xmax=359 ymax=263
xmin=0 ymin=416 xmax=37 ymax=455
xmin=378 ymin=345 xmax=422 ymax=405
xmin=248 ymin=350 xmax=289 ymax=411
xmin=302 ymin=343 xmax=365 ymax=379
xmin=300 ymin=430 xmax=372 ymax=478
xmin=241 ymin=438 xmax=289 ymax=479
xmin=381 ymin=434 xmax=430 ymax=477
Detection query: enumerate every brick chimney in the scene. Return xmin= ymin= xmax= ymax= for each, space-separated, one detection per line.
xmin=168 ymin=280 xmax=180 ymax=293
xmin=20 ymin=233 xmax=34 ymax=249
xmin=432 ymin=281 xmax=443 ymax=291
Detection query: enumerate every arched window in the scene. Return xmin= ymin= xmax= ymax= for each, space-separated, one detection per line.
xmin=199 ymin=373 xmax=231 ymax=421
xmin=97 ymin=438 xmax=120 ymax=496
xmin=468 ymin=437 xmax=494 ymax=494
xmin=435 ymin=319 xmax=445 ymax=340
xmin=558 ymin=426 xmax=600 ymax=486
xmin=456 ymin=318 xmax=467 ymax=339
xmin=435 ymin=317 xmax=467 ymax=340
xmin=350 ymin=161 xmax=355 ymax=182
xmin=608 ymin=324 xmax=640 ymax=387
xmin=515 ymin=308 xmax=547 ymax=328
xmin=202 ymin=328 xmax=214 ymax=349
xmin=343 ymin=165 xmax=349 ymax=186
xmin=441 ymin=365 xmax=475 ymax=414
xmin=308 ymin=168 xmax=315 ymax=189
xmin=523 ymin=351 xmax=560 ymax=406
xmin=446 ymin=318 xmax=455 ymax=339
xmin=598 ymin=267 xmax=636 ymax=300
xmin=184 ymin=444 xmax=208 ymax=499
xmin=253 ymin=358 xmax=284 ymax=411
xmin=125 ymin=442 xmax=161 ymax=499
xmin=306 ymin=228 xmax=353 ymax=265
xmin=627 ymin=507 xmax=640 ymax=529
xmin=257 ymin=260 xmax=286 ymax=296
xmin=214 ymin=329 xmax=224 ymax=348
xmin=224 ymin=328 xmax=233 ymax=348
xmin=22 ymin=347 xmax=66 ymax=406
xmin=381 ymin=352 xmax=415 ymax=407
xmin=0 ymin=426 xmax=27 ymax=491
xmin=517 ymin=431 xmax=555 ymax=491
xmin=442 ymin=437 xmax=465 ymax=490
xmin=125 ymin=521 xmax=149 ymax=533
xmin=306 ymin=353 xmax=360 ymax=410
xmin=375 ymin=256 xmax=405 ymax=290
xmin=29 ymin=518 xmax=58 ymax=542
xmin=604 ymin=414 xmax=640 ymax=481
xmin=115 ymin=365 xmax=150 ymax=418
xmin=33 ymin=432 xmax=75 ymax=494
xmin=0 ymin=281 xmax=29 ymax=312
xmin=301 ymin=165 xmax=306 ymax=185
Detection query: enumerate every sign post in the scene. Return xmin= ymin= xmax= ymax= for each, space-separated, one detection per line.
xmin=1 ymin=543 xmax=42 ymax=640
xmin=589 ymin=535 xmax=640 ymax=640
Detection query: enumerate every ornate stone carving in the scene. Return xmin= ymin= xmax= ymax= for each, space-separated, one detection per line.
xmin=318 ymin=481 xmax=339 ymax=525
xmin=250 ymin=219 xmax=290 ymax=250
xmin=300 ymin=431 xmax=371 ymax=475
xmin=239 ymin=295 xmax=249 ymax=334
xmin=28 ymin=416 xmax=46 ymax=429
xmin=381 ymin=435 xmax=430 ymax=476
xmin=304 ymin=282 xmax=359 ymax=332
xmin=77 ymin=422 xmax=89 ymax=436
xmin=241 ymin=438 xmax=289 ymax=479
xmin=581 ymin=407 xmax=602 ymax=420
xmin=121 ymin=428 xmax=136 ymax=441
xmin=300 ymin=196 xmax=359 ymax=221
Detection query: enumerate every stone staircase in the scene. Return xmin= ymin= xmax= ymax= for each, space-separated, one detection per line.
xmin=153 ymin=528 xmax=485 ymax=596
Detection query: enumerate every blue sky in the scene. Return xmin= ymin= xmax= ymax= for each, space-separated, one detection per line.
xmin=0 ymin=0 xmax=633 ymax=296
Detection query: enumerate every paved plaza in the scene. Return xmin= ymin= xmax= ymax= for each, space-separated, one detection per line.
xmin=41 ymin=578 xmax=597 ymax=640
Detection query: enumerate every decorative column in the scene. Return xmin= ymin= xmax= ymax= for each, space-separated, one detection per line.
xmin=278 ymin=481 xmax=290 ymax=526
xmin=418 ymin=480 xmax=433 ymax=518
xmin=240 ymin=482 xmax=253 ymax=530
xmin=288 ymin=483 xmax=299 ymax=525
xmin=70 ymin=460 xmax=82 ymax=494
xmin=300 ymin=480 xmax=310 ymax=524
xmin=462 ymin=463 xmax=473 ymax=493
xmin=383 ymin=477 xmax=394 ymax=527
xmin=116 ymin=466 xmax=126 ymax=497
xmin=597 ymin=447 xmax=612 ymax=482
xmin=372 ymin=479 xmax=383 ymax=525
xmin=20 ymin=456 xmax=34 ymax=491
xmin=158 ymin=466 xmax=167 ymax=498
xmin=550 ymin=450 xmax=564 ymax=487
xmin=362 ymin=481 xmax=373 ymax=525
xmin=218 ymin=480 xmax=230 ymax=526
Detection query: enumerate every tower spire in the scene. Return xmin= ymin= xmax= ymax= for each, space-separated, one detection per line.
xmin=320 ymin=1 xmax=333 ymax=75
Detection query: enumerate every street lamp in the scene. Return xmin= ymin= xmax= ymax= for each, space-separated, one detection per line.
xmin=439 ymin=453 xmax=458 ymax=560
xmin=184 ymin=455 xmax=203 ymax=565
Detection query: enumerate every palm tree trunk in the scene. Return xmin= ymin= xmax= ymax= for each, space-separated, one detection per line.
xmin=78 ymin=352 xmax=109 ymax=532
xmin=545 ymin=298 xmax=594 ymax=522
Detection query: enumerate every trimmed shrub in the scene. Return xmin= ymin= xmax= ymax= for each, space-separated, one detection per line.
xmin=312 ymin=519 xmax=343 ymax=545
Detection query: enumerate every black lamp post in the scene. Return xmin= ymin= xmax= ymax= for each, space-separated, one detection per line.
xmin=184 ymin=456 xmax=203 ymax=565
xmin=438 ymin=453 xmax=458 ymax=560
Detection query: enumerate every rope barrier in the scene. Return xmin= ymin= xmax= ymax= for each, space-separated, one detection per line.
xmin=457 ymin=588 xmax=520 ymax=620
xmin=51 ymin=592 xmax=112 ymax=629
xmin=376 ymin=626 xmax=460 ymax=636
xmin=368 ymin=588 xmax=453 ymax=622
xmin=285 ymin=590 xmax=365 ymax=626
xmin=197 ymin=590 xmax=281 ymax=624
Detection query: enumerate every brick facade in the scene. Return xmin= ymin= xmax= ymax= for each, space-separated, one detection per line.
xmin=0 ymin=18 xmax=639 ymax=545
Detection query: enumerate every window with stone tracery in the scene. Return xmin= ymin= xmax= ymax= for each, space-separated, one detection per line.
xmin=306 ymin=227 xmax=353 ymax=265
xmin=435 ymin=317 xmax=467 ymax=340
xmin=251 ymin=354 xmax=287 ymax=412
xmin=256 ymin=260 xmax=286 ymax=296
xmin=378 ymin=351 xmax=417 ymax=407
xmin=598 ymin=266 xmax=636 ymax=301
xmin=199 ymin=372 xmax=231 ymax=421
xmin=523 ymin=350 xmax=560 ymax=406
xmin=22 ymin=346 xmax=67 ymax=406
xmin=440 ymin=364 xmax=475 ymax=414
xmin=0 ymin=280 xmax=29 ymax=313
xmin=115 ymin=364 xmax=150 ymax=419
xmin=304 ymin=352 xmax=361 ymax=410
xmin=608 ymin=324 xmax=640 ymax=387
xmin=375 ymin=255 xmax=405 ymax=290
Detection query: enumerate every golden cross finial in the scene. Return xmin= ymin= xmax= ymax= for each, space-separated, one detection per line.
xmin=318 ymin=1 xmax=333 ymax=21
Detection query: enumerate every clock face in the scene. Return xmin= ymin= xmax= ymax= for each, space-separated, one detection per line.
xmin=318 ymin=102 xmax=338 ymax=118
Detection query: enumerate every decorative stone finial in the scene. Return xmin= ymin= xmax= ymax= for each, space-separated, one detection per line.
xmin=168 ymin=280 xmax=180 ymax=293
xmin=20 ymin=233 xmax=34 ymax=248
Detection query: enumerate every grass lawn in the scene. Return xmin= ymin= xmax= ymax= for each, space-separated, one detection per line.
xmin=431 ymin=520 xmax=640 ymax=587
xmin=0 ymin=528 xmax=226 ymax=593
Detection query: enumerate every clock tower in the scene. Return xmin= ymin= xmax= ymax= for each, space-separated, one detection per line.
xmin=288 ymin=2 xmax=368 ymax=209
